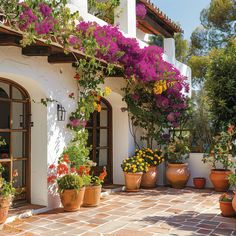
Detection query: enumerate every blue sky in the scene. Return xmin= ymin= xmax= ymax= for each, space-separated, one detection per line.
xmin=152 ymin=0 xmax=211 ymax=40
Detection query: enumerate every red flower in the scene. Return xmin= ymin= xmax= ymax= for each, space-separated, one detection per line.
xmin=63 ymin=154 xmax=69 ymax=163
xmin=71 ymin=167 xmax=76 ymax=173
xmin=57 ymin=163 xmax=69 ymax=175
xmin=69 ymin=92 xmax=75 ymax=99
xmin=49 ymin=164 xmax=55 ymax=169
xmin=74 ymin=74 xmax=80 ymax=80
xmin=99 ymin=167 xmax=107 ymax=181
xmin=227 ymin=125 xmax=235 ymax=134
xmin=47 ymin=175 xmax=56 ymax=183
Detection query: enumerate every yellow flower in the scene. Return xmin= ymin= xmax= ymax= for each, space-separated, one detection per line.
xmin=154 ymin=161 xmax=157 ymax=164
xmin=93 ymin=102 xmax=98 ymax=109
xmin=104 ymin=86 xmax=112 ymax=96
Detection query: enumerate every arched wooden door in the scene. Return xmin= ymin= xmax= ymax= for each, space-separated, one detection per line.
xmin=87 ymin=98 xmax=113 ymax=184
xmin=0 ymin=78 xmax=31 ymax=205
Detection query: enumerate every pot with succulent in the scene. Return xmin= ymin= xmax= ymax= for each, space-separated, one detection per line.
xmin=164 ymin=136 xmax=190 ymax=189
xmin=219 ymin=193 xmax=235 ymax=217
xmin=136 ymin=148 xmax=164 ymax=188
xmin=83 ymin=167 xmax=107 ymax=207
xmin=228 ymin=173 xmax=236 ymax=212
xmin=0 ymin=164 xmax=15 ymax=224
xmin=121 ymin=154 xmax=148 ymax=192
xmin=202 ymin=125 xmax=236 ymax=192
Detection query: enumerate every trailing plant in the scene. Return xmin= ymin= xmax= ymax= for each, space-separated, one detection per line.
xmin=202 ymin=124 xmax=236 ymax=170
xmin=164 ymin=136 xmax=190 ymax=164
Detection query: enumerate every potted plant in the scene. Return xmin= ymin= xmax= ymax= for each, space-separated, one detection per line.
xmin=135 ymin=148 xmax=164 ymax=188
xmin=121 ymin=155 xmax=148 ymax=192
xmin=47 ymin=152 xmax=93 ymax=212
xmin=202 ymin=125 xmax=236 ymax=192
xmin=228 ymin=173 xmax=236 ymax=212
xmin=164 ymin=137 xmax=190 ymax=189
xmin=193 ymin=177 xmax=206 ymax=189
xmin=0 ymin=164 xmax=15 ymax=224
xmin=83 ymin=167 xmax=107 ymax=207
xmin=219 ymin=193 xmax=235 ymax=217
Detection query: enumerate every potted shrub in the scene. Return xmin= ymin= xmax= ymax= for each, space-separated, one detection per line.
xmin=136 ymin=148 xmax=164 ymax=188
xmin=0 ymin=164 xmax=15 ymax=224
xmin=202 ymin=125 xmax=236 ymax=192
xmin=219 ymin=193 xmax=235 ymax=217
xmin=47 ymin=152 xmax=94 ymax=212
xmin=83 ymin=167 xmax=107 ymax=207
xmin=164 ymin=137 xmax=190 ymax=189
xmin=121 ymin=155 xmax=148 ymax=192
xmin=193 ymin=177 xmax=206 ymax=189
xmin=228 ymin=173 xmax=236 ymax=212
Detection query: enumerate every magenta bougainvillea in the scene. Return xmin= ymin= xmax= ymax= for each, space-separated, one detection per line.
xmin=136 ymin=3 xmax=147 ymax=19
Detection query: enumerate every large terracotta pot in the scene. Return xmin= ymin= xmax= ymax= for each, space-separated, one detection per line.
xmin=141 ymin=166 xmax=158 ymax=188
xmin=60 ymin=187 xmax=85 ymax=212
xmin=193 ymin=177 xmax=206 ymax=189
xmin=166 ymin=163 xmax=190 ymax=189
xmin=209 ymin=169 xmax=232 ymax=192
xmin=83 ymin=185 xmax=102 ymax=207
xmin=124 ymin=172 xmax=143 ymax=192
xmin=232 ymin=191 xmax=236 ymax=212
xmin=0 ymin=196 xmax=11 ymax=224
xmin=219 ymin=201 xmax=236 ymax=217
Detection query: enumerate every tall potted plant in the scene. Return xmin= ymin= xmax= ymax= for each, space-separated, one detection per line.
xmin=0 ymin=164 xmax=15 ymax=224
xmin=83 ymin=167 xmax=107 ymax=207
xmin=164 ymin=137 xmax=190 ymax=188
xmin=137 ymin=148 xmax=164 ymax=188
xmin=228 ymin=173 xmax=236 ymax=212
xmin=202 ymin=125 xmax=236 ymax=192
xmin=121 ymin=155 xmax=148 ymax=192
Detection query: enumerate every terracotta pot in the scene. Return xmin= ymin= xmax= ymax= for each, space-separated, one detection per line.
xmin=219 ymin=201 xmax=236 ymax=217
xmin=83 ymin=185 xmax=102 ymax=207
xmin=232 ymin=191 xmax=236 ymax=212
xmin=166 ymin=163 xmax=190 ymax=189
xmin=193 ymin=177 xmax=206 ymax=189
xmin=0 ymin=196 xmax=11 ymax=224
xmin=60 ymin=187 xmax=85 ymax=212
xmin=124 ymin=172 xmax=143 ymax=192
xmin=141 ymin=166 xmax=158 ymax=188
xmin=209 ymin=169 xmax=232 ymax=192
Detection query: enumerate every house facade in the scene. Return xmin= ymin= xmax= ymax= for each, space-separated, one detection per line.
xmin=0 ymin=0 xmax=191 ymax=208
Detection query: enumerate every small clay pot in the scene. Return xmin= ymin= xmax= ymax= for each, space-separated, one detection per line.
xmin=219 ymin=201 xmax=236 ymax=217
xmin=193 ymin=177 xmax=206 ymax=189
xmin=124 ymin=172 xmax=143 ymax=192
xmin=232 ymin=191 xmax=236 ymax=212
xmin=83 ymin=185 xmax=102 ymax=207
xmin=141 ymin=166 xmax=158 ymax=188
xmin=210 ymin=169 xmax=232 ymax=192
xmin=0 ymin=197 xmax=11 ymax=224
xmin=60 ymin=187 xmax=85 ymax=212
xmin=166 ymin=163 xmax=190 ymax=189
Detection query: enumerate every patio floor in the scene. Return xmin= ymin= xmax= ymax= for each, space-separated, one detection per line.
xmin=1 ymin=187 xmax=236 ymax=236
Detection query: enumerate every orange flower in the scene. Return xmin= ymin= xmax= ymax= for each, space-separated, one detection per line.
xmin=99 ymin=167 xmax=107 ymax=181
xmin=97 ymin=104 xmax=102 ymax=112
xmin=63 ymin=154 xmax=69 ymax=163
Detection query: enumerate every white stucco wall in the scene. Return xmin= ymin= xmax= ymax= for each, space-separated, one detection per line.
xmin=0 ymin=46 xmax=77 ymax=207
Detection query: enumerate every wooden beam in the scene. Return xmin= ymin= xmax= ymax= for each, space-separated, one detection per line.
xmin=48 ymin=53 xmax=78 ymax=63
xmin=0 ymin=34 xmax=22 ymax=46
xmin=22 ymin=45 xmax=52 ymax=56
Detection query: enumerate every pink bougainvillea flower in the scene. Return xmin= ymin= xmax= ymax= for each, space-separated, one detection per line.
xmin=167 ymin=112 xmax=175 ymax=122
xmin=136 ymin=4 xmax=147 ymax=19
xmin=38 ymin=3 xmax=52 ymax=17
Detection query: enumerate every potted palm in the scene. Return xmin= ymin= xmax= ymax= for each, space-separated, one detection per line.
xmin=164 ymin=137 xmax=190 ymax=189
xmin=219 ymin=193 xmax=235 ymax=217
xmin=121 ymin=155 xmax=148 ymax=192
xmin=228 ymin=173 xmax=236 ymax=212
xmin=0 ymin=164 xmax=15 ymax=224
xmin=83 ymin=167 xmax=107 ymax=207
xmin=137 ymin=148 xmax=164 ymax=188
xmin=202 ymin=125 xmax=236 ymax=192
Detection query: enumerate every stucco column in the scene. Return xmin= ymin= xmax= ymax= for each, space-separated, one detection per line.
xmin=164 ymin=38 xmax=176 ymax=64
xmin=67 ymin=0 xmax=88 ymax=17
xmin=114 ymin=0 xmax=136 ymax=38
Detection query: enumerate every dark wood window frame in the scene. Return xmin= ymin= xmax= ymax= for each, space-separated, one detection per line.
xmin=0 ymin=78 xmax=31 ymax=205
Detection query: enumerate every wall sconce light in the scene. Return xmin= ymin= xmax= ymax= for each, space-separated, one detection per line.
xmin=57 ymin=104 xmax=66 ymax=121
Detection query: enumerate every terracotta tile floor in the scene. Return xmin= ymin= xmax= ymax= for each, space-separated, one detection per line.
xmin=1 ymin=187 xmax=236 ymax=236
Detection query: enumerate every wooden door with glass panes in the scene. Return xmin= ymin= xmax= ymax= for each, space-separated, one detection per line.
xmin=0 ymin=78 xmax=31 ymax=205
xmin=87 ymin=98 xmax=113 ymax=184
